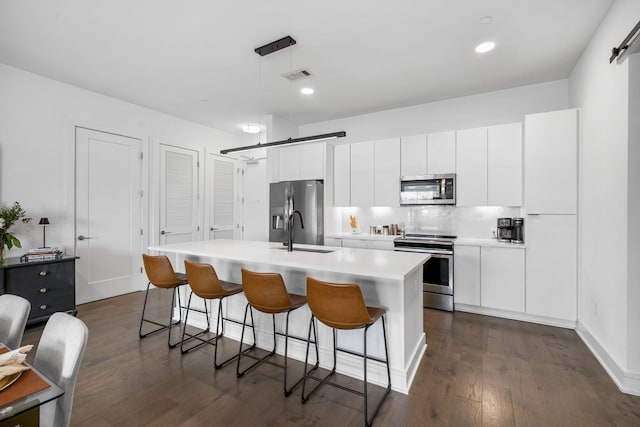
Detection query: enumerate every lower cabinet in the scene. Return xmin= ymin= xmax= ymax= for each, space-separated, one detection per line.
xmin=454 ymin=245 xmax=480 ymax=305
xmin=0 ymin=256 xmax=77 ymax=324
xmin=481 ymin=247 xmax=525 ymax=312
xmin=328 ymin=238 xmax=394 ymax=251
xmin=454 ymin=244 xmax=525 ymax=312
xmin=525 ymin=215 xmax=577 ymax=321
xmin=324 ymin=237 xmax=343 ymax=247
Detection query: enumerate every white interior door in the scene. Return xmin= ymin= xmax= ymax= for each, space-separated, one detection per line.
xmin=159 ymin=145 xmax=199 ymax=244
xmin=207 ymin=153 xmax=236 ymax=240
xmin=242 ymin=159 xmax=268 ymax=241
xmin=75 ymin=127 xmax=143 ymax=304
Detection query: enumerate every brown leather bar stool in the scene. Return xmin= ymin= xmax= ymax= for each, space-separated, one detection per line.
xmin=301 ymin=277 xmax=391 ymax=427
xmin=237 ymin=268 xmax=319 ymax=396
xmin=181 ymin=260 xmax=256 ymax=368
xmin=139 ymin=254 xmax=188 ymax=348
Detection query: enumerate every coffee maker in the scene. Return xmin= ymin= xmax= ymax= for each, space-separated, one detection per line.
xmin=512 ymin=218 xmax=524 ymax=243
xmin=496 ymin=217 xmax=513 ymax=242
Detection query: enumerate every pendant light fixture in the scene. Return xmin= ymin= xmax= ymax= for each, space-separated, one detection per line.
xmin=221 ymin=36 xmax=346 ymax=155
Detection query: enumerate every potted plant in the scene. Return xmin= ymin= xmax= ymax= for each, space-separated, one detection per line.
xmin=0 ymin=201 xmax=32 ymax=264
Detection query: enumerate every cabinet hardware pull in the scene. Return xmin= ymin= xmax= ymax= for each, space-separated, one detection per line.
xmin=40 ymin=288 xmax=47 ymax=293
xmin=39 ymin=271 xmax=47 ymax=277
xmin=40 ymin=304 xmax=47 ymax=310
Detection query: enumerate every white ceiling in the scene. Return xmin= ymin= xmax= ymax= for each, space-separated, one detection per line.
xmin=0 ymin=0 xmax=613 ymax=136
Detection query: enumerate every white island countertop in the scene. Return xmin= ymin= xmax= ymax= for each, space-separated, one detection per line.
xmin=149 ymin=239 xmax=428 ymax=281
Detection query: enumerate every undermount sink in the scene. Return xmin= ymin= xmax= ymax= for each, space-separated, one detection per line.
xmin=272 ymin=246 xmax=336 ymax=254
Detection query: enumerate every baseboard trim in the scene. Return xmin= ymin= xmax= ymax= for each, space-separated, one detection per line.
xmin=455 ymin=304 xmax=577 ymax=329
xmin=576 ymin=322 xmax=640 ymax=396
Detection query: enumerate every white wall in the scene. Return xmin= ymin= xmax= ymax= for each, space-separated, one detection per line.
xmin=568 ymin=0 xmax=640 ymax=381
xmin=300 ymin=80 xmax=568 ymax=143
xmin=0 ymin=63 xmax=250 ymax=258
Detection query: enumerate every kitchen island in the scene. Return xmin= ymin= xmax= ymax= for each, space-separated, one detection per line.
xmin=148 ymin=239 xmax=428 ymax=394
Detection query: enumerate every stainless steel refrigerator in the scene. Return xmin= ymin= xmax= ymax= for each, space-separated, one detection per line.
xmin=269 ymin=180 xmax=324 ymax=246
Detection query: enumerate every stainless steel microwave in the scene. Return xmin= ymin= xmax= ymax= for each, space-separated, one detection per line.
xmin=400 ymin=174 xmax=456 ymax=205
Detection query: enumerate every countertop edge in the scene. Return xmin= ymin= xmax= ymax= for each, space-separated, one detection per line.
xmin=454 ymin=238 xmax=526 ymax=248
xmin=148 ymin=244 xmax=428 ymax=282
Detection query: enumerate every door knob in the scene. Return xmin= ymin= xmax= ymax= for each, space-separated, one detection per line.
xmin=160 ymin=230 xmax=173 ymax=235
xmin=77 ymin=235 xmax=94 ymax=241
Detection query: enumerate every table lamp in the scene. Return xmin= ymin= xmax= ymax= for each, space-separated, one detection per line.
xmin=39 ymin=217 xmax=50 ymax=248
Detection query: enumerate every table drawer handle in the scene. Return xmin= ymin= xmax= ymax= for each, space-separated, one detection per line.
xmin=40 ymin=287 xmax=48 ymax=294
xmin=40 ymin=304 xmax=47 ymax=310
xmin=39 ymin=271 xmax=48 ymax=277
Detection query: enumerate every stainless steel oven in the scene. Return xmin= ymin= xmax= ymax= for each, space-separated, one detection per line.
xmin=393 ymin=234 xmax=455 ymax=311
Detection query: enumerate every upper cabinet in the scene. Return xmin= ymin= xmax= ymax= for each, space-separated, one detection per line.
xmin=400 ymin=134 xmax=427 ymax=176
xmin=277 ymin=142 xmax=325 ymax=182
xmin=488 ymin=123 xmax=522 ymax=207
xmin=335 ymin=138 xmax=400 ymax=207
xmin=427 ymin=131 xmax=456 ymax=174
xmin=524 ymin=109 xmax=578 ymax=214
xmin=456 ymin=123 xmax=523 ymax=207
xmin=374 ymin=138 xmax=401 ymax=206
xmin=400 ymin=132 xmax=455 ymax=176
xmin=456 ymin=127 xmax=488 ymax=206
xmin=334 ymin=144 xmax=351 ymax=207
xmin=350 ymin=141 xmax=375 ymax=207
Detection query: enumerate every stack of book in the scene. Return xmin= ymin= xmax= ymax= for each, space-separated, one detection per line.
xmin=20 ymin=247 xmax=63 ymax=263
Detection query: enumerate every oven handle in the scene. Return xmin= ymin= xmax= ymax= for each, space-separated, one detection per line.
xmin=394 ymin=248 xmax=453 ymax=256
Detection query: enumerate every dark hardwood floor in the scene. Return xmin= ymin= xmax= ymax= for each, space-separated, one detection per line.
xmin=23 ymin=290 xmax=640 ymax=426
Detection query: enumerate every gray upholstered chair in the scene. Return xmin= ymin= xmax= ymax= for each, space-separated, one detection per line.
xmin=0 ymin=294 xmax=31 ymax=349
xmin=34 ymin=312 xmax=89 ymax=427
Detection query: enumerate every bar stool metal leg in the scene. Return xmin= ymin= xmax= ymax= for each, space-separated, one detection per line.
xmin=237 ymin=303 xmax=320 ymax=396
xmin=236 ymin=303 xmax=260 ymax=376
xmin=301 ymin=314 xmax=391 ymax=427
xmin=283 ymin=310 xmax=319 ymax=396
xmin=138 ymin=282 xmax=184 ymax=348
xmin=180 ymin=291 xmax=213 ymax=353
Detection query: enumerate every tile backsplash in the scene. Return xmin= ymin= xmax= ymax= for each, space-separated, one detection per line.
xmin=333 ymin=205 xmax=523 ymax=239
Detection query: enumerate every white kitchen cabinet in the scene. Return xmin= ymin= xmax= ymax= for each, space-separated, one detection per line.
xmin=524 ymin=109 xmax=578 ymax=214
xmin=334 ymin=144 xmax=351 ymax=206
xmin=427 ymin=131 xmax=456 ymax=174
xmin=367 ymin=240 xmax=394 ymax=251
xmin=525 ymin=215 xmax=577 ymax=321
xmin=374 ymin=138 xmax=400 ymax=206
xmin=278 ymin=143 xmax=325 ymax=182
xmin=400 ymin=134 xmax=427 ymax=176
xmin=324 ymin=237 xmax=343 ymax=247
xmin=454 ymin=245 xmax=481 ymax=306
xmin=456 ymin=127 xmax=488 ymax=206
xmin=488 ymin=123 xmax=522 ymax=206
xmin=278 ymin=146 xmax=299 ymax=181
xmin=350 ymin=142 xmax=375 ymax=207
xmin=481 ymin=246 xmax=525 ymax=312
xmin=341 ymin=239 xmax=369 ymax=249
xmin=337 ymin=238 xmax=394 ymax=251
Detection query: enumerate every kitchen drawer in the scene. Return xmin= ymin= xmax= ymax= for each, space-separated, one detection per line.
xmin=1 ymin=257 xmax=77 ymax=324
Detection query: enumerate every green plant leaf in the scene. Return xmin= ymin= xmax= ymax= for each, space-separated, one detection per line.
xmin=5 ymin=233 xmax=21 ymax=249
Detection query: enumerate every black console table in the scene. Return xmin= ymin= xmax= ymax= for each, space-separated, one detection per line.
xmin=0 ymin=255 xmax=77 ymax=325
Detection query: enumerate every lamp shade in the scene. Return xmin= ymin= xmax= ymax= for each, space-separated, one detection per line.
xmin=38 ymin=217 xmax=50 ymax=225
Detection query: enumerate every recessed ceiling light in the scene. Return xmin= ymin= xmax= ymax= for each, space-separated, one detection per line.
xmin=241 ymin=123 xmax=261 ymax=134
xmin=475 ymin=41 xmax=496 ymax=53
xmin=300 ymin=87 xmax=314 ymax=95
xmin=480 ymin=16 xmax=492 ymax=24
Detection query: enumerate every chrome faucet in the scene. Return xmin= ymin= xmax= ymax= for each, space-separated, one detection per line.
xmin=284 ymin=185 xmax=304 ymax=252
